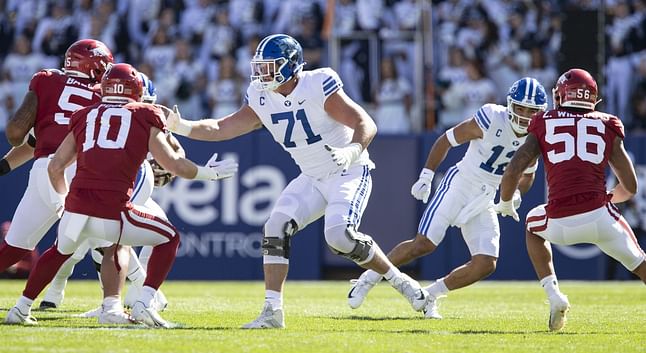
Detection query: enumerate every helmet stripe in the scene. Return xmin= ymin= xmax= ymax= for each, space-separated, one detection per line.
xmin=526 ymin=78 xmax=533 ymax=101
xmin=530 ymin=78 xmax=537 ymax=99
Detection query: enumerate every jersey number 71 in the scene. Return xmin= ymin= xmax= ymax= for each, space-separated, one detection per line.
xmin=271 ymin=109 xmax=322 ymax=148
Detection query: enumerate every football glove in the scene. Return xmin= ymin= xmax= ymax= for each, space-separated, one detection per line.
xmin=512 ymin=189 xmax=522 ymax=210
xmin=410 ymin=168 xmax=435 ymax=203
xmin=494 ymin=199 xmax=519 ymax=222
xmin=194 ymin=153 xmax=239 ymax=181
xmin=324 ymin=143 xmax=363 ymax=175
xmin=149 ymin=159 xmax=175 ymax=187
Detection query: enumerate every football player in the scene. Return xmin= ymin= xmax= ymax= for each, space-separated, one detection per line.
xmin=4 ymin=63 xmax=238 ymax=328
xmin=0 ymin=40 xmax=165 ymax=322
xmin=347 ymin=77 xmax=547 ymax=319
xmin=39 ymin=72 xmax=174 ymax=316
xmin=496 ymin=68 xmax=646 ymax=331
xmin=0 ymin=40 xmax=126 ymax=305
xmin=163 ymin=33 xmax=430 ymax=329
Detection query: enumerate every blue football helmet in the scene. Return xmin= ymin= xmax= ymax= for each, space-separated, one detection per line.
xmin=250 ymin=34 xmax=304 ymax=91
xmin=507 ymin=77 xmax=548 ymax=134
xmin=140 ymin=72 xmax=157 ymax=104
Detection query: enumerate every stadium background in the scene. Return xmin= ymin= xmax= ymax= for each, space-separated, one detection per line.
xmin=0 ymin=0 xmax=645 ymax=281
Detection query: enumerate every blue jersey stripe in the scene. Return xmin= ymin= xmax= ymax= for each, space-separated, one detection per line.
xmin=417 ymin=166 xmax=456 ymax=232
xmin=418 ymin=166 xmax=458 ymax=235
xmin=478 ymin=108 xmax=491 ymax=124
xmin=130 ymin=164 xmax=146 ymax=201
xmin=323 ymin=79 xmax=337 ymax=92
xmin=323 ymin=76 xmax=334 ymax=86
xmin=352 ymin=166 xmax=371 ymax=225
xmin=475 ymin=111 xmax=490 ymax=130
xmin=347 ymin=166 xmax=369 ymax=225
xmin=324 ymin=84 xmax=341 ymax=96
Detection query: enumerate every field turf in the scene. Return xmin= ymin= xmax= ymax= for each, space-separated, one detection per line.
xmin=0 ymin=280 xmax=644 ymax=353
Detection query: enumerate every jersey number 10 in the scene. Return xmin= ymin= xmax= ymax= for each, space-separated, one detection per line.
xmin=82 ymin=107 xmax=131 ymax=151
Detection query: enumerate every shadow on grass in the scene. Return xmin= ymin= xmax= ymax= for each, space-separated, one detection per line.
xmin=324 ymin=315 xmax=426 ymax=321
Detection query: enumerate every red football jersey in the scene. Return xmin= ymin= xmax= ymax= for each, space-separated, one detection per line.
xmin=29 ymin=69 xmax=101 ymax=159
xmin=65 ymin=102 xmax=166 ymax=220
xmin=528 ymin=108 xmax=624 ymax=218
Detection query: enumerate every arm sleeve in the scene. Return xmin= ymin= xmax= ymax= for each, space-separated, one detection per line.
xmin=28 ymin=70 xmax=48 ymax=92
xmin=147 ymin=105 xmax=168 ymax=132
xmin=606 ymin=116 xmax=625 ymax=139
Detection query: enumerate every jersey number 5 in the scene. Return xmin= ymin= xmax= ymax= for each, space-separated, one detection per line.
xmin=545 ymin=118 xmax=605 ymax=164
xmin=54 ymin=86 xmax=95 ymax=125
xmin=271 ymin=109 xmax=322 ymax=148
xmin=82 ymin=107 xmax=131 ymax=151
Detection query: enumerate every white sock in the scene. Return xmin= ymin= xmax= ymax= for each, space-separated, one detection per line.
xmin=139 ymin=285 xmax=157 ymax=308
xmin=127 ymin=248 xmax=146 ymax=287
xmin=363 ymin=270 xmax=383 ymax=284
xmin=16 ymin=296 xmax=33 ymax=314
xmin=383 ymin=267 xmax=402 ymax=285
xmin=102 ymin=295 xmax=122 ymax=313
xmin=425 ymin=278 xmax=449 ymax=298
xmin=540 ymin=274 xmax=561 ymax=298
xmin=265 ymin=290 xmax=282 ymax=310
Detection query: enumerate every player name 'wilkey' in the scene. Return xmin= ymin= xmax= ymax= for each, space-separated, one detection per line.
xmin=551 ymin=111 xmax=608 ymax=119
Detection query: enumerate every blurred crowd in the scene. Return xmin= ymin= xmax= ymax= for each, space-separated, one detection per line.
xmin=0 ymin=0 xmax=645 ymax=134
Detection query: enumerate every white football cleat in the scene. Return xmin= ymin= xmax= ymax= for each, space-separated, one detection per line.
xmin=548 ymin=293 xmax=570 ymax=331
xmin=241 ymin=302 xmax=285 ymax=329
xmin=131 ymin=301 xmax=170 ymax=328
xmin=422 ymin=295 xmax=442 ymax=319
xmin=75 ymin=306 xmax=102 ymax=318
xmin=390 ymin=273 xmax=429 ymax=311
xmin=98 ymin=306 xmax=136 ymax=325
xmin=125 ymin=286 xmax=168 ymax=312
xmin=4 ymin=306 xmax=37 ymax=325
xmin=347 ymin=272 xmax=378 ymax=309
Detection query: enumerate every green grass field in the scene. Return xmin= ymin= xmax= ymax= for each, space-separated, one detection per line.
xmin=0 ymin=280 xmax=644 ymax=353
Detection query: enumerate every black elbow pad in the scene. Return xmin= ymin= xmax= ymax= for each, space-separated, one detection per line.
xmin=0 ymin=159 xmax=10 ymax=176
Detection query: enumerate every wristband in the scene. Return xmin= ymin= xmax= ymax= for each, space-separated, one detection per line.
xmin=173 ymin=119 xmax=193 ymax=136
xmin=194 ymin=165 xmax=216 ymax=180
xmin=0 ymin=159 xmax=10 ymax=176
xmin=445 ymin=128 xmax=460 ymax=147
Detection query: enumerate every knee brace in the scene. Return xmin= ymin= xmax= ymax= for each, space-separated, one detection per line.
xmin=326 ymin=226 xmax=376 ymax=265
xmin=262 ymin=216 xmax=298 ymax=260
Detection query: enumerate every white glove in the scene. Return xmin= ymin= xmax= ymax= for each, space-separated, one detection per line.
xmin=324 ymin=143 xmax=363 ymax=174
xmin=494 ymin=199 xmax=519 ymax=222
xmin=410 ymin=168 xmax=435 ymax=203
xmin=512 ymin=189 xmax=522 ymax=210
xmin=194 ymin=153 xmax=239 ymax=180
xmin=162 ymin=104 xmax=192 ymax=136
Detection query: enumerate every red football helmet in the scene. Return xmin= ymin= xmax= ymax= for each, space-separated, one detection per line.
xmin=100 ymin=63 xmax=143 ymax=103
xmin=64 ymin=39 xmax=114 ymax=82
xmin=552 ymin=68 xmax=598 ymax=110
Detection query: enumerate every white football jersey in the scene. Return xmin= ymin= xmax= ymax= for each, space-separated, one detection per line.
xmin=246 ymin=68 xmax=373 ymax=179
xmin=456 ymin=104 xmax=529 ymax=186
